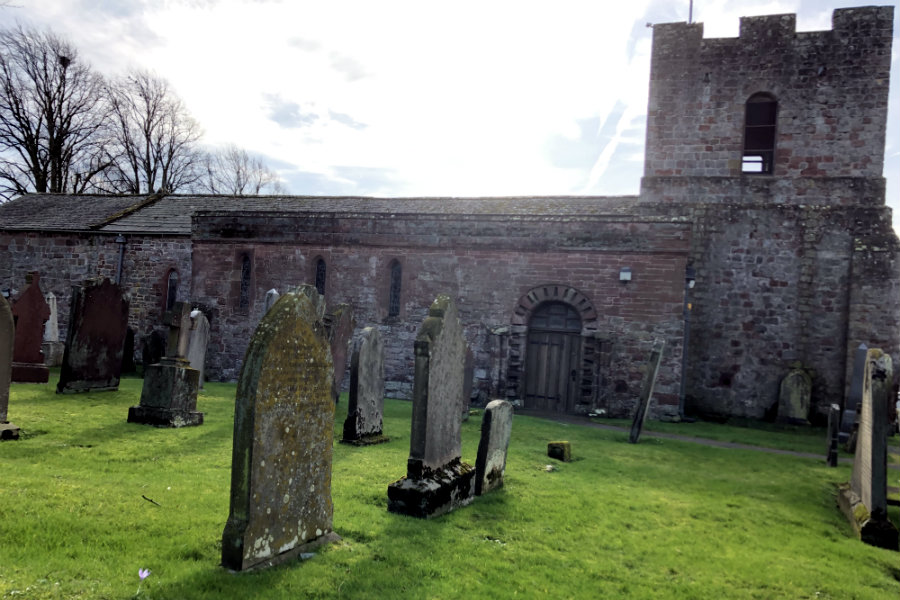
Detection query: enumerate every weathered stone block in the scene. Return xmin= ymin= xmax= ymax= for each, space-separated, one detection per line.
xmin=548 ymin=441 xmax=571 ymax=462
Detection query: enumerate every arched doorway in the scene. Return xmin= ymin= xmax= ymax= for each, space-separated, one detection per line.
xmin=524 ymin=301 xmax=582 ymax=413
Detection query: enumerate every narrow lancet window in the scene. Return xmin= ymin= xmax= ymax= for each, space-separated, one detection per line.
xmin=315 ymin=258 xmax=326 ymax=295
xmin=165 ymin=269 xmax=178 ymax=312
xmin=388 ymin=260 xmax=402 ymax=317
xmin=742 ymin=93 xmax=777 ymax=174
xmin=239 ymin=254 xmax=251 ymax=311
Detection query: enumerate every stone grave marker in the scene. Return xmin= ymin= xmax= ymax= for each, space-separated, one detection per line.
xmin=837 ymin=348 xmax=899 ymax=550
xmin=341 ymin=326 xmax=388 ymax=445
xmin=128 ymin=302 xmax=203 ymax=427
xmin=0 ymin=295 xmax=19 ymax=440
xmin=56 ymin=278 xmax=130 ymax=393
xmin=547 ymin=441 xmax=571 ymax=462
xmin=11 ymin=272 xmax=51 ymax=383
xmin=629 ymin=341 xmax=665 ymax=444
xmin=387 ymin=295 xmax=475 ymax=518
xmin=461 ymin=347 xmax=474 ymax=421
xmin=121 ymin=327 xmax=136 ymax=374
xmin=221 ymin=286 xmax=339 ymax=571
xmin=324 ymin=303 xmax=355 ymax=404
xmin=826 ymin=403 xmax=840 ymax=467
xmin=474 ymin=399 xmax=513 ymax=495
xmin=840 ymin=343 xmax=868 ymax=449
xmin=777 ymin=366 xmax=811 ymax=424
xmin=41 ymin=291 xmax=64 ymax=367
xmin=186 ymin=309 xmax=210 ymax=389
xmin=263 ymin=288 xmax=280 ymax=313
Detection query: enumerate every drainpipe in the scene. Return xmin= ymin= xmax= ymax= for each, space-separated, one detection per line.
xmin=678 ymin=264 xmax=696 ymax=421
xmin=114 ymin=234 xmax=126 ymax=285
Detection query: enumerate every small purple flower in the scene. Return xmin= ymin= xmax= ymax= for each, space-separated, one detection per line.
xmin=139 ymin=568 xmax=151 ymax=581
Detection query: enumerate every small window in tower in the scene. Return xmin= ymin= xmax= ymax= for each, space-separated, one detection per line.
xmin=388 ymin=260 xmax=402 ymax=317
xmin=165 ymin=269 xmax=178 ymax=312
xmin=239 ymin=254 xmax=251 ymax=311
xmin=315 ymin=258 xmax=326 ymax=296
xmin=742 ymin=93 xmax=777 ymax=174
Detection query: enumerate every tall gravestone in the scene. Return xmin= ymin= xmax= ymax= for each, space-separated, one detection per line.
xmin=341 ymin=326 xmax=388 ymax=445
xmin=222 ymin=286 xmax=339 ymax=571
xmin=461 ymin=348 xmax=474 ymax=421
xmin=57 ymin=278 xmax=129 ymax=393
xmin=263 ymin=288 xmax=280 ymax=313
xmin=324 ymin=303 xmax=355 ymax=404
xmin=41 ymin=291 xmax=64 ymax=367
xmin=629 ymin=342 xmax=665 ymax=444
xmin=837 ymin=348 xmax=899 ymax=550
xmin=840 ymin=343 xmax=868 ymax=449
xmin=474 ymin=399 xmax=513 ymax=495
xmin=11 ymin=272 xmax=51 ymax=383
xmin=186 ymin=309 xmax=210 ymax=389
xmin=128 ymin=302 xmax=202 ymax=427
xmin=387 ymin=295 xmax=475 ymax=518
xmin=0 ymin=295 xmax=19 ymax=440
xmin=826 ymin=403 xmax=840 ymax=467
xmin=777 ymin=367 xmax=811 ymax=424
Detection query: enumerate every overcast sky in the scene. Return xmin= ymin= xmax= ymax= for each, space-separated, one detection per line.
xmin=2 ymin=1 xmax=898 ymax=224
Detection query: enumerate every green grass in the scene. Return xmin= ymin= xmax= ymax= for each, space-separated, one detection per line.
xmin=1 ymin=374 xmax=898 ymax=599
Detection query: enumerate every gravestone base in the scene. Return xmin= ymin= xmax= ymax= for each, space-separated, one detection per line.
xmin=128 ymin=360 xmax=202 ymax=428
xmin=0 ymin=422 xmax=20 ymax=440
xmin=837 ymin=483 xmax=899 ymax=550
xmin=387 ymin=459 xmax=475 ymax=519
xmin=224 ymin=531 xmax=342 ymax=573
xmin=41 ymin=341 xmax=65 ymax=367
xmin=340 ymin=433 xmax=390 ymax=447
xmin=11 ymin=362 xmax=49 ymax=383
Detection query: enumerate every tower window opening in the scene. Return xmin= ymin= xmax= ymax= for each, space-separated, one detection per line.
xmin=742 ymin=93 xmax=777 ymax=174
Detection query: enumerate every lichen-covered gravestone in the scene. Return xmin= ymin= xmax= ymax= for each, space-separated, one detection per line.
xmin=222 ymin=286 xmax=339 ymax=571
xmin=57 ymin=278 xmax=129 ymax=393
xmin=324 ymin=303 xmax=355 ymax=404
xmin=186 ymin=309 xmax=210 ymax=389
xmin=836 ymin=348 xmax=899 ymax=550
xmin=11 ymin=272 xmax=51 ymax=383
xmin=475 ymin=399 xmax=513 ymax=495
xmin=128 ymin=302 xmax=203 ymax=427
xmin=0 ymin=295 xmax=19 ymax=440
xmin=777 ymin=366 xmax=811 ymax=424
xmin=628 ymin=341 xmax=665 ymax=444
xmin=387 ymin=295 xmax=475 ymax=518
xmin=341 ymin=326 xmax=389 ymax=445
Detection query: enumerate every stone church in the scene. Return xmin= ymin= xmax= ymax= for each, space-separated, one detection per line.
xmin=1 ymin=6 xmax=896 ymax=422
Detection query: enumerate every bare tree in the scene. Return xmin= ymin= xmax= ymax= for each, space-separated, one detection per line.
xmin=101 ymin=70 xmax=203 ymax=194
xmin=199 ymin=143 xmax=286 ymax=195
xmin=0 ymin=25 xmax=111 ymax=200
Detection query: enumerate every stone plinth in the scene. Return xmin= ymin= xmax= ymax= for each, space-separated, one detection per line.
xmin=128 ymin=358 xmax=202 ymax=427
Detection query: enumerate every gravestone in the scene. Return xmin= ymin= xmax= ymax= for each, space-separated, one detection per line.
xmin=128 ymin=302 xmax=203 ymax=427
xmin=186 ymin=309 xmax=210 ymax=389
xmin=387 ymin=295 xmax=475 ymax=518
xmin=222 ymin=286 xmax=339 ymax=571
xmin=0 ymin=295 xmax=19 ymax=440
xmin=461 ymin=348 xmax=474 ymax=421
xmin=324 ymin=303 xmax=355 ymax=404
xmin=10 ymin=272 xmax=51 ymax=383
xmin=57 ymin=278 xmax=130 ymax=393
xmin=840 ymin=343 xmax=868 ymax=448
xmin=836 ymin=348 xmax=899 ymax=550
xmin=41 ymin=291 xmax=64 ymax=367
xmin=142 ymin=329 xmax=166 ymax=373
xmin=341 ymin=326 xmax=388 ymax=445
xmin=120 ymin=327 xmax=136 ymax=373
xmin=777 ymin=367 xmax=811 ymax=424
xmin=474 ymin=399 xmax=513 ymax=495
xmin=826 ymin=403 xmax=840 ymax=467
xmin=547 ymin=441 xmax=571 ymax=462
xmin=629 ymin=341 xmax=665 ymax=444
xmin=263 ymin=288 xmax=280 ymax=313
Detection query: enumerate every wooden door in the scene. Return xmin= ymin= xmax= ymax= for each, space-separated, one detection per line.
xmin=524 ymin=302 xmax=582 ymax=413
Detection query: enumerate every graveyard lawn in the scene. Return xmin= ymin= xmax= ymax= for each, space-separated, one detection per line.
xmin=0 ymin=377 xmax=897 ymax=600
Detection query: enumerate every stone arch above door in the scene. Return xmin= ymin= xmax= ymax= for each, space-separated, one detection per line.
xmin=507 ymin=284 xmax=603 ymax=413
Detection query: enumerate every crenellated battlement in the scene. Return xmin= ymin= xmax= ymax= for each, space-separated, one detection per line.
xmin=643 ymin=6 xmax=893 ymax=195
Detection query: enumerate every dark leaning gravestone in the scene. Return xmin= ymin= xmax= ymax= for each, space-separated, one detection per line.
xmin=0 ymin=295 xmax=20 ymax=440
xmin=222 ymin=286 xmax=340 ymax=571
xmin=475 ymin=399 xmax=513 ymax=495
xmin=341 ymin=326 xmax=389 ymax=446
xmin=324 ymin=303 xmax=355 ymax=404
xmin=629 ymin=341 xmax=665 ymax=444
xmin=11 ymin=272 xmax=51 ymax=383
xmin=57 ymin=278 xmax=129 ymax=393
xmin=128 ymin=302 xmax=203 ymax=427
xmin=388 ymin=295 xmax=475 ymax=518
xmin=840 ymin=343 xmax=868 ymax=450
xmin=836 ymin=348 xmax=899 ymax=550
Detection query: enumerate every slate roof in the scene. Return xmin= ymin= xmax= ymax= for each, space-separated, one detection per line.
xmin=0 ymin=193 xmax=642 ymax=236
xmin=0 ymin=194 xmax=158 ymax=232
